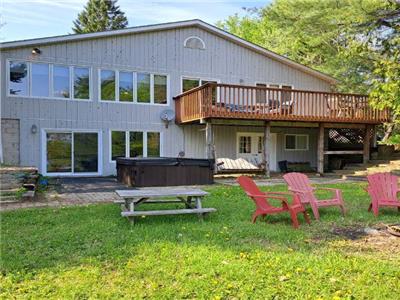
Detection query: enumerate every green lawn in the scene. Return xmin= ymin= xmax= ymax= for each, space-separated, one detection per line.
xmin=1 ymin=182 xmax=399 ymax=299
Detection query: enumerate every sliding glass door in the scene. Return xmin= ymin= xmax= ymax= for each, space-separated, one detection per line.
xmin=45 ymin=131 xmax=100 ymax=175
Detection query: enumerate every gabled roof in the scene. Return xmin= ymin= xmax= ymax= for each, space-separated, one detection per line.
xmin=0 ymin=19 xmax=337 ymax=84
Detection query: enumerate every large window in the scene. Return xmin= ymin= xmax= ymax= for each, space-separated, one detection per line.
xmin=129 ymin=132 xmax=144 ymax=157
xmin=119 ymin=71 xmax=134 ymax=102
xmin=255 ymin=83 xmax=267 ymax=104
xmin=9 ymin=61 xmax=28 ymax=96
xmin=100 ymin=70 xmax=116 ymax=101
xmin=147 ymin=132 xmax=160 ymax=157
xmin=110 ymin=130 xmax=160 ymax=161
xmin=46 ymin=132 xmax=72 ymax=173
xmin=137 ymin=73 xmax=151 ymax=103
xmin=8 ymin=61 xmax=91 ymax=100
xmin=102 ymin=71 xmax=166 ymax=104
xmin=284 ymin=134 xmax=309 ymax=151
xmin=46 ymin=131 xmax=99 ymax=175
xmin=31 ymin=63 xmax=49 ymax=97
xmin=73 ymin=133 xmax=98 ymax=173
xmin=255 ymin=83 xmax=293 ymax=104
xmin=182 ymin=77 xmax=218 ymax=103
xmin=111 ymin=131 xmax=126 ymax=160
xmin=53 ymin=65 xmax=70 ymax=98
xmin=154 ymin=75 xmax=167 ymax=104
xmin=182 ymin=78 xmax=200 ymax=92
xmin=73 ymin=67 xmax=90 ymax=100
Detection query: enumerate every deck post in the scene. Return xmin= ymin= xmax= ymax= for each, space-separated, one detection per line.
xmin=363 ymin=125 xmax=371 ymax=164
xmin=263 ymin=121 xmax=271 ymax=178
xmin=205 ymin=121 xmax=215 ymax=160
xmin=317 ymin=123 xmax=325 ymax=175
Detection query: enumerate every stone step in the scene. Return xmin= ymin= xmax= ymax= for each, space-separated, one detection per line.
xmin=0 ymin=188 xmax=20 ymax=194
xmin=0 ymin=195 xmax=19 ymax=202
xmin=0 ymin=166 xmax=38 ymax=175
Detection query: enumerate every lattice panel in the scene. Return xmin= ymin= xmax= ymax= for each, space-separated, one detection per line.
xmin=328 ymin=128 xmax=374 ymax=149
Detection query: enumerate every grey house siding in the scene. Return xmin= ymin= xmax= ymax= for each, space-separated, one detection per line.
xmin=183 ymin=125 xmax=318 ymax=168
xmin=1 ymin=25 xmax=330 ymax=175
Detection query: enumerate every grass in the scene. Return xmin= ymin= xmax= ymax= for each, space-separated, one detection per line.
xmin=1 ymin=182 xmax=399 ymax=299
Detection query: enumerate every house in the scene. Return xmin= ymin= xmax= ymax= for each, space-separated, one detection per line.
xmin=0 ymin=20 xmax=389 ymax=176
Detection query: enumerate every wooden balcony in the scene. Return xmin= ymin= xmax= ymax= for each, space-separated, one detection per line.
xmin=174 ymin=83 xmax=389 ymax=124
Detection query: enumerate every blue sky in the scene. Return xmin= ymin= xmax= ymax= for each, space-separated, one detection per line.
xmin=0 ymin=0 xmax=268 ymax=42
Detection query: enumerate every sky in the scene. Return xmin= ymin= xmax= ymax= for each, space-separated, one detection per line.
xmin=0 ymin=0 xmax=269 ymax=42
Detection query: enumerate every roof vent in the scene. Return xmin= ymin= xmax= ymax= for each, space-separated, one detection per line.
xmin=184 ymin=36 xmax=205 ymax=50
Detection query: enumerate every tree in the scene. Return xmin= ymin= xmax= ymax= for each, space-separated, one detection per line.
xmin=72 ymin=0 xmax=128 ymax=34
xmin=354 ymin=1 xmax=400 ymax=141
xmin=218 ymin=0 xmax=400 ymax=140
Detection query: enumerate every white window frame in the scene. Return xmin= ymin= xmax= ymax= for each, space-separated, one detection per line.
xmin=254 ymin=82 xmax=294 ymax=90
xmin=284 ymin=134 xmax=309 ymax=151
xmin=51 ymin=64 xmax=72 ymax=100
xmin=72 ymin=65 xmax=92 ymax=101
xmin=118 ymin=70 xmax=136 ymax=103
xmin=183 ymin=36 xmax=206 ymax=50
xmin=254 ymin=82 xmax=294 ymax=104
xmin=7 ymin=59 xmax=30 ymax=97
xmin=99 ymin=69 xmax=169 ymax=105
xmin=99 ymin=68 xmax=118 ymax=102
xmin=181 ymin=76 xmax=221 ymax=104
xmin=181 ymin=76 xmax=220 ymax=93
xmin=109 ymin=130 xmax=163 ymax=163
xmin=7 ymin=59 xmax=93 ymax=101
xmin=41 ymin=128 xmax=102 ymax=176
xmin=30 ymin=62 xmax=50 ymax=98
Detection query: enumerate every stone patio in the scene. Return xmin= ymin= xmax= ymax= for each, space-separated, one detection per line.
xmin=0 ymin=175 xmax=363 ymax=212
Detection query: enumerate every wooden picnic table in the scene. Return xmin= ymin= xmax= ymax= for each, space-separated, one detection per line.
xmin=115 ymin=187 xmax=216 ymax=224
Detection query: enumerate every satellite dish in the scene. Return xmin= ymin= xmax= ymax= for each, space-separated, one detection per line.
xmin=160 ymin=109 xmax=175 ymax=128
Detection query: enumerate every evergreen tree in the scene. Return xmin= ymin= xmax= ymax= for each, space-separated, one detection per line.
xmin=72 ymin=0 xmax=128 ymax=34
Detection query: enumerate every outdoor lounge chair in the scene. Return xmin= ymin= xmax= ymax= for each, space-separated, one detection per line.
xmin=366 ymin=172 xmax=400 ymax=216
xmin=237 ymin=176 xmax=310 ymax=228
xmin=283 ymin=172 xmax=346 ymax=220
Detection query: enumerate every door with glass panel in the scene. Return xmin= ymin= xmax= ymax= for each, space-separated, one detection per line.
xmin=237 ymin=132 xmax=277 ymax=170
xmin=45 ymin=131 xmax=100 ymax=175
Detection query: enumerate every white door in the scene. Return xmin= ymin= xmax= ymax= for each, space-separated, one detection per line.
xmin=237 ymin=132 xmax=277 ymax=171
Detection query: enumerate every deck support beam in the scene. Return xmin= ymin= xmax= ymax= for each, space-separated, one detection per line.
xmin=205 ymin=122 xmax=215 ymax=160
xmin=263 ymin=121 xmax=271 ymax=178
xmin=317 ymin=123 xmax=325 ymax=175
xmin=363 ymin=124 xmax=372 ymax=164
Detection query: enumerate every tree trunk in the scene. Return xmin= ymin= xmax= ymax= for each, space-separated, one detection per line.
xmin=382 ymin=122 xmax=394 ymax=143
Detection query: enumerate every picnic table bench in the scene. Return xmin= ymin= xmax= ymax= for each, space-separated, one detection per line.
xmin=115 ymin=187 xmax=216 ymax=224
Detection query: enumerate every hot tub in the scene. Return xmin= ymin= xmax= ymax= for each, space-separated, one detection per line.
xmin=116 ymin=157 xmax=215 ymax=187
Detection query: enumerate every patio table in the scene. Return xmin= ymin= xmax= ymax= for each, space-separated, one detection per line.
xmin=115 ymin=187 xmax=216 ymax=224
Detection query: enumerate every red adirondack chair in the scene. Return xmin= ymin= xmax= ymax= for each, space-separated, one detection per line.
xmin=366 ymin=172 xmax=400 ymax=216
xmin=283 ymin=172 xmax=345 ymax=220
xmin=237 ymin=176 xmax=310 ymax=228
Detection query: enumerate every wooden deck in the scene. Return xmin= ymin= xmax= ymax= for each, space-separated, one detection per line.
xmin=174 ymin=83 xmax=389 ymax=124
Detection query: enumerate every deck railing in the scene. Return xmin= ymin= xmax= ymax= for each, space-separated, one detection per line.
xmin=174 ymin=83 xmax=390 ymax=124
